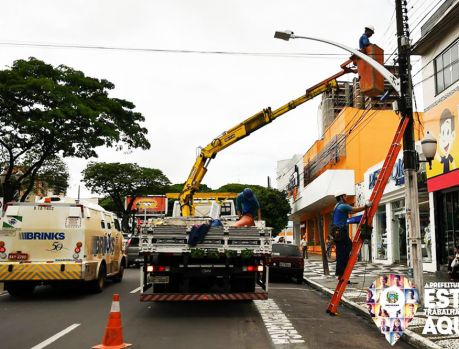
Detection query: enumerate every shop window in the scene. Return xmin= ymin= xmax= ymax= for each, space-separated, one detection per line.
xmin=375 ymin=205 xmax=388 ymax=260
xmin=435 ymin=39 xmax=459 ymax=95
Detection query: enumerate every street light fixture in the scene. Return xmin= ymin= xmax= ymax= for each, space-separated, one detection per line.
xmin=274 ymin=30 xmax=294 ymax=41
xmin=274 ymin=30 xmax=401 ymax=95
xmin=420 ymin=131 xmax=437 ymax=170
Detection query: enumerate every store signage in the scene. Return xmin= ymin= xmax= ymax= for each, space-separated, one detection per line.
xmin=364 ymin=152 xmax=404 ymax=199
xmin=368 ymin=158 xmax=405 ymax=190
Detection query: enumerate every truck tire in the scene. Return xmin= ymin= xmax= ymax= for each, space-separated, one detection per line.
xmin=296 ymin=272 xmax=304 ymax=284
xmin=88 ymin=264 xmax=106 ymax=293
xmin=112 ymin=264 xmax=125 ymax=283
xmin=5 ymin=282 xmax=35 ymax=297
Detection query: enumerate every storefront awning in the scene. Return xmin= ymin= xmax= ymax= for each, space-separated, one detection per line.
xmin=290 ymin=169 xmax=355 ymax=220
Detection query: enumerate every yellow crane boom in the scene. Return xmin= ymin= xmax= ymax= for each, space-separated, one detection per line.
xmin=179 ymin=60 xmax=355 ymax=216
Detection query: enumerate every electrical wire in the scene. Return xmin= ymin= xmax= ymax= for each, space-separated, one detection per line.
xmin=0 ymin=40 xmax=372 ymax=60
xmin=409 ymin=0 xmax=446 ymax=38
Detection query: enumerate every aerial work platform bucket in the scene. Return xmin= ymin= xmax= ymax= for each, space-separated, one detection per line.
xmin=357 ymin=44 xmax=385 ymax=97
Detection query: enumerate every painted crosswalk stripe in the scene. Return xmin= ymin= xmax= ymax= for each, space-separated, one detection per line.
xmin=254 ymin=299 xmax=305 ymax=345
xmin=31 ymin=323 xmax=80 ymax=349
xmin=130 ymin=286 xmax=142 ymax=293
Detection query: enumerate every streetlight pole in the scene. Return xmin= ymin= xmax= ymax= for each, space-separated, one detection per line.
xmin=395 ymin=0 xmax=424 ymax=300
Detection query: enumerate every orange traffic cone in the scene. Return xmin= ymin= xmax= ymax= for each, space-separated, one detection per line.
xmin=93 ymin=294 xmax=132 ymax=349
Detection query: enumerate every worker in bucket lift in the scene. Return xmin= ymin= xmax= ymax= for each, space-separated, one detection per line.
xmin=332 ymin=192 xmax=371 ymax=282
xmin=234 ymin=188 xmax=261 ymax=227
xmin=359 ymin=25 xmax=375 ymax=50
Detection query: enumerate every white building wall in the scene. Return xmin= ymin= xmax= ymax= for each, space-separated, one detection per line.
xmin=421 ymin=28 xmax=459 ymax=110
xmin=276 ymin=154 xmax=302 ymax=192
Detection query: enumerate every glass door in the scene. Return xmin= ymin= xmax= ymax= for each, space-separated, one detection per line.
xmin=375 ymin=205 xmax=388 ymax=260
xmin=392 ymin=199 xmax=407 ymax=263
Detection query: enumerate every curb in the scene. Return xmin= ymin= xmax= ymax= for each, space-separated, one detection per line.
xmin=303 ymin=277 xmax=442 ymax=349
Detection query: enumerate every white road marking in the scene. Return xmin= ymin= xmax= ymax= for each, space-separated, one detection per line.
xmin=0 ymin=291 xmax=8 ymax=296
xmin=254 ymin=299 xmax=305 ymax=345
xmin=130 ymin=286 xmax=141 ymax=294
xmin=31 ymin=323 xmax=80 ymax=349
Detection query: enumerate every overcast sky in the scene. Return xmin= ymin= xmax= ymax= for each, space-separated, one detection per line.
xmin=1 ymin=0 xmax=421 ymax=197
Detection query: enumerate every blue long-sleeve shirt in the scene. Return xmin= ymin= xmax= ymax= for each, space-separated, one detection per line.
xmin=359 ymin=34 xmax=371 ymax=50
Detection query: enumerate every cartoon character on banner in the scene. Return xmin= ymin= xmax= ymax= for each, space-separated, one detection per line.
xmin=435 ymin=108 xmax=456 ymax=173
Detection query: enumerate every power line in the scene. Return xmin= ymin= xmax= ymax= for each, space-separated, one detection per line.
xmin=0 ymin=40 xmax=372 ymax=59
xmin=409 ymin=0 xmax=445 ymax=36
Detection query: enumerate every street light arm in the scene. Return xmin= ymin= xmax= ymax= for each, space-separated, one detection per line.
xmin=278 ymin=32 xmax=401 ymax=96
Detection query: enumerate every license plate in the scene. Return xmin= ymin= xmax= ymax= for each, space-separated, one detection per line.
xmin=152 ymin=276 xmax=169 ymax=284
xmin=8 ymin=252 xmax=29 ymax=261
xmin=279 ymin=262 xmax=291 ymax=268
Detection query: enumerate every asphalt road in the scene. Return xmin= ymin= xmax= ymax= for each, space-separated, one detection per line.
xmin=0 ymin=270 xmax=414 ymax=349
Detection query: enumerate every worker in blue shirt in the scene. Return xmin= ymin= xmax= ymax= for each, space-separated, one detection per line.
xmin=332 ymin=192 xmax=370 ymax=280
xmin=235 ymin=188 xmax=261 ymax=227
xmin=359 ymin=25 xmax=375 ymax=51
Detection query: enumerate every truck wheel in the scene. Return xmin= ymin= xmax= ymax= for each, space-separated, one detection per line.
xmin=88 ymin=264 xmax=106 ymax=293
xmin=5 ymin=282 xmax=35 ymax=297
xmin=112 ymin=264 xmax=124 ymax=283
xmin=296 ymin=272 xmax=304 ymax=284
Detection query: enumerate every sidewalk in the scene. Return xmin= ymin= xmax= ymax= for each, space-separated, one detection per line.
xmin=302 ymin=254 xmax=458 ymax=349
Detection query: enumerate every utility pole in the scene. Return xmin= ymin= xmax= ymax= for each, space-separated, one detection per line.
xmin=316 ymin=215 xmax=329 ymax=276
xmin=395 ymin=0 xmax=424 ymax=300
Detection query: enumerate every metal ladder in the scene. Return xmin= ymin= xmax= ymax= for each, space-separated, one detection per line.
xmin=326 ymin=115 xmax=410 ymax=315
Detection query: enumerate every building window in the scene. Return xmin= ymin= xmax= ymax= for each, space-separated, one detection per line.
xmin=435 ymin=39 xmax=459 ymax=95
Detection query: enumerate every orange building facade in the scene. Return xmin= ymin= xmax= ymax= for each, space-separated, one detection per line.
xmin=282 ymin=105 xmax=425 ymax=266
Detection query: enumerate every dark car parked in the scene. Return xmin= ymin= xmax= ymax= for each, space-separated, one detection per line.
xmin=269 ymin=243 xmax=304 ymax=284
xmin=126 ymin=236 xmax=142 ymax=267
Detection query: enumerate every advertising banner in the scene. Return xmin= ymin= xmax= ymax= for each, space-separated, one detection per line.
xmin=423 ymin=91 xmax=459 ymax=191
xmin=125 ymin=196 xmax=167 ymax=215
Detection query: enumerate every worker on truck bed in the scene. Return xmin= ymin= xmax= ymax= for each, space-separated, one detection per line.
xmin=234 ymin=188 xmax=261 ymax=227
xmin=359 ymin=25 xmax=375 ymax=50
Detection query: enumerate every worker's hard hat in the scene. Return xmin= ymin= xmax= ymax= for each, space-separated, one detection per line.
xmin=365 ymin=25 xmax=375 ymax=33
xmin=243 ymin=188 xmax=254 ymax=200
xmin=335 ymin=191 xmax=347 ymax=198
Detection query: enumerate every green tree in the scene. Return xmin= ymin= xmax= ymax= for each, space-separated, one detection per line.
xmin=0 ymin=153 xmax=69 ymax=200
xmin=82 ymin=162 xmax=170 ymax=232
xmin=98 ymin=196 xmax=120 ymax=218
xmin=0 ymin=57 xmax=150 ymax=202
xmin=217 ymin=183 xmax=290 ymax=234
xmin=20 ymin=155 xmax=69 ymax=199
